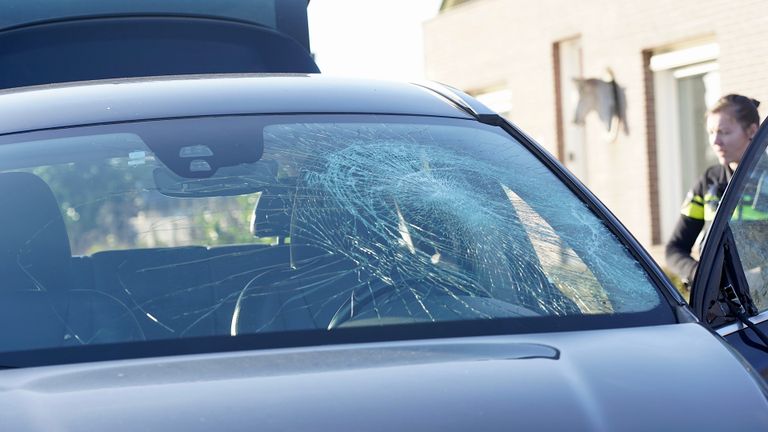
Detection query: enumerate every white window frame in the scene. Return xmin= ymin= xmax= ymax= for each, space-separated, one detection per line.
xmin=652 ymin=43 xmax=719 ymax=243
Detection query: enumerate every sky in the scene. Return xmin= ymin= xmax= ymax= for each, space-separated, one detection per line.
xmin=307 ymin=0 xmax=443 ymax=81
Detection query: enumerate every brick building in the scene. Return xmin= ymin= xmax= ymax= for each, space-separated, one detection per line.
xmin=423 ymin=0 xmax=768 ymax=264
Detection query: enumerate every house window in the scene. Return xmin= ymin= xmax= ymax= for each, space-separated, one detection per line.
xmin=650 ymin=42 xmax=720 ymax=244
xmin=554 ymin=37 xmax=587 ymax=182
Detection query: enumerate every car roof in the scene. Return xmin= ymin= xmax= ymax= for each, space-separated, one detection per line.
xmin=0 ymin=0 xmax=318 ymax=89
xmin=0 ymin=0 xmax=310 ymax=48
xmin=0 ymin=74 xmax=478 ymax=135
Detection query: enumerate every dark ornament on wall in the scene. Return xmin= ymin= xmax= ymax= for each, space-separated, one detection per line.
xmin=573 ymin=68 xmax=629 ymax=142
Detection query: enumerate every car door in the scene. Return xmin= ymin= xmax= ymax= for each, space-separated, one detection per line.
xmin=691 ymin=118 xmax=768 ymax=379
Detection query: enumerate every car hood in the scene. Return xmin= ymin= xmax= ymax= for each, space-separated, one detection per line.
xmin=1 ymin=323 xmax=767 ymax=431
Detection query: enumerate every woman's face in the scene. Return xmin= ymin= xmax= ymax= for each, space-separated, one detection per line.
xmin=707 ymin=111 xmax=757 ymax=167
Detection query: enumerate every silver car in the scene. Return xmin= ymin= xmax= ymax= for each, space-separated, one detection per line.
xmin=3 ymin=1 xmax=768 ymax=429
xmin=0 ymin=74 xmax=767 ymax=430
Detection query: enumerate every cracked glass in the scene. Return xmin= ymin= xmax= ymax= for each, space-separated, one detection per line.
xmin=725 ymin=142 xmax=768 ymax=312
xmin=0 ymin=114 xmax=663 ymax=354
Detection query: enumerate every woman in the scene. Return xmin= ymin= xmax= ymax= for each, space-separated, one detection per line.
xmin=665 ymin=94 xmax=761 ymax=288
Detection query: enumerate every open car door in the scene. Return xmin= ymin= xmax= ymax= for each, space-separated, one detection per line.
xmin=691 ymin=117 xmax=768 ymax=380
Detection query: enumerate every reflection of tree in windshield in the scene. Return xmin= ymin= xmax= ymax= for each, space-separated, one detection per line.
xmin=34 ymin=163 xmax=146 ymax=254
xmin=32 ymin=162 xmax=261 ymax=255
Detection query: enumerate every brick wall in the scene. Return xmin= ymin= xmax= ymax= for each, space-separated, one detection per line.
xmin=424 ymin=0 xmax=768 ymax=262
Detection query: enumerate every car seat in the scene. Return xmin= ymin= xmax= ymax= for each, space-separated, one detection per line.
xmin=232 ymin=180 xmax=362 ymax=334
xmin=0 ymin=172 xmax=141 ymax=350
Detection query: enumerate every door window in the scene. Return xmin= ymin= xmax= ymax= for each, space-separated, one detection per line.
xmin=726 ymin=145 xmax=768 ymax=311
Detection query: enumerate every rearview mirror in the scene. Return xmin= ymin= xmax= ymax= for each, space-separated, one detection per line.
xmin=140 ymin=117 xmax=265 ymax=179
xmin=153 ymin=160 xmax=278 ymax=197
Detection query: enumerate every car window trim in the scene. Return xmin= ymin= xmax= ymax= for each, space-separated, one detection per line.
xmin=691 ymin=117 xmax=768 ymax=318
xmin=716 ymin=309 xmax=768 ymax=336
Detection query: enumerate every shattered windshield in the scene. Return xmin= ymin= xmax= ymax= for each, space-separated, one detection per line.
xmin=0 ymin=114 xmax=666 ymax=356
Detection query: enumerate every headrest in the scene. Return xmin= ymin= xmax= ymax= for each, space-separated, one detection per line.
xmin=250 ymin=183 xmax=295 ymax=239
xmin=0 ymin=172 xmax=71 ymax=291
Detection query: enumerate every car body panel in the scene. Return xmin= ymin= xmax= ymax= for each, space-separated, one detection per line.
xmin=0 ymin=0 xmax=317 ymax=89
xmin=2 ymin=0 xmax=305 ymax=39
xmin=1 ymin=324 xmax=767 ymax=431
xmin=0 ymin=75 xmax=476 ymax=135
xmin=721 ymin=318 xmax=768 ymax=381
xmin=1 ymin=72 xmax=766 ymax=428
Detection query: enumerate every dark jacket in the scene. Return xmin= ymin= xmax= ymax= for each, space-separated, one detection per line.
xmin=665 ymin=164 xmax=731 ymax=284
